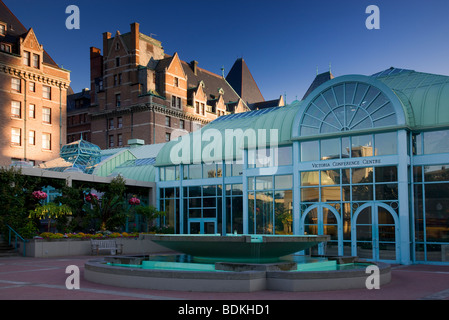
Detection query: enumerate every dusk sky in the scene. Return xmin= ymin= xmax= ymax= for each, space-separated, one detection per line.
xmin=4 ymin=0 xmax=449 ymax=103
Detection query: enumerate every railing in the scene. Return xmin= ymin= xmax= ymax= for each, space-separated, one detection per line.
xmin=5 ymin=225 xmax=28 ymax=257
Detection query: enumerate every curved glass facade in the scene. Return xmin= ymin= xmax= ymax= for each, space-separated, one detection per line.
xmin=154 ymin=70 xmax=449 ymax=265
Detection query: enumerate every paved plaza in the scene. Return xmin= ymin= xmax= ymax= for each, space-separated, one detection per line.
xmin=0 ymin=255 xmax=448 ymax=300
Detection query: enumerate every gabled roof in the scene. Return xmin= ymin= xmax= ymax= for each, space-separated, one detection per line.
xmin=302 ymin=71 xmax=334 ymax=100
xmin=181 ymin=59 xmax=242 ymax=105
xmin=226 ymin=58 xmax=265 ymax=104
xmin=0 ymin=0 xmax=60 ymax=67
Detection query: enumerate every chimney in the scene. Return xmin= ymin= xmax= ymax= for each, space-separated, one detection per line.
xmin=191 ymin=60 xmax=198 ymax=76
xmin=103 ymin=32 xmax=111 ymax=57
xmin=131 ymin=22 xmax=140 ymax=65
xmin=90 ymin=47 xmax=103 ymax=87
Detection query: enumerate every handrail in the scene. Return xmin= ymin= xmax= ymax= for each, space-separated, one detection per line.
xmin=5 ymin=224 xmax=28 ymax=257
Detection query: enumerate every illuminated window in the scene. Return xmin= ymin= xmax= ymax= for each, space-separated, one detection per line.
xmin=42 ymin=133 xmax=51 ymax=150
xmin=42 ymin=107 xmax=51 ymax=124
xmin=11 ymin=128 xmax=21 ymax=146
xmin=11 ymin=101 xmax=21 ymax=118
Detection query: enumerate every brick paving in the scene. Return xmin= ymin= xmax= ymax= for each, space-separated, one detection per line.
xmin=0 ymin=255 xmax=448 ymax=301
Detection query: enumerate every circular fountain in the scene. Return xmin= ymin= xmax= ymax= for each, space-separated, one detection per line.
xmin=84 ymin=234 xmax=391 ymax=292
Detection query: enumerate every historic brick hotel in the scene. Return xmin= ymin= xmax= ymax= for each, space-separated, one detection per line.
xmin=72 ymin=22 xmax=281 ymax=150
xmin=0 ymin=0 xmax=71 ymax=166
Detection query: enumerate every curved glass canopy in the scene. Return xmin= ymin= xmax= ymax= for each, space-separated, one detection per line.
xmin=300 ymin=82 xmax=397 ymax=137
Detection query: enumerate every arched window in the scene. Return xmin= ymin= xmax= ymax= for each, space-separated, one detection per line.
xmin=300 ymin=82 xmax=397 ymax=137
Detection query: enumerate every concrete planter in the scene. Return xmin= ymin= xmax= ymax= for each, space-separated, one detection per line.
xmin=19 ymin=234 xmax=173 ymax=258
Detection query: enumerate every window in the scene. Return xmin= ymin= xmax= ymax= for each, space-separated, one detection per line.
xmin=174 ymin=77 xmax=179 ymax=87
xmin=42 ymin=107 xmax=51 ymax=124
xmin=172 ymin=96 xmax=176 ymax=108
xmin=23 ymin=51 xmax=30 ymax=66
xmin=201 ymin=103 xmax=205 ymax=115
xmin=117 ymin=117 xmax=123 ymax=129
xmin=11 ymin=101 xmax=21 ymax=118
xmin=113 ymin=75 xmax=118 ymax=86
xmin=116 ymin=57 xmax=120 ymax=67
xmin=29 ymin=131 xmax=35 ymax=145
xmin=11 ymin=128 xmax=21 ymax=146
xmin=180 ymin=119 xmax=185 ymax=130
xmin=1 ymin=43 xmax=11 ymax=53
xmin=115 ymin=94 xmax=121 ymax=107
xmin=32 ymin=54 xmax=39 ymax=68
xmin=11 ymin=78 xmax=21 ymax=92
xmin=165 ymin=116 xmax=171 ymax=127
xmin=29 ymin=82 xmax=35 ymax=92
xmin=0 ymin=24 xmax=6 ymax=36
xmin=118 ymin=73 xmax=122 ymax=85
xmin=195 ymin=102 xmax=200 ymax=113
xmin=117 ymin=134 xmax=123 ymax=147
xmin=177 ymin=97 xmax=181 ymax=109
xmin=43 ymin=86 xmax=51 ymax=99
xmin=108 ymin=135 xmax=114 ymax=148
xmin=42 ymin=133 xmax=51 ymax=150
xmin=108 ymin=118 xmax=114 ymax=130
xmin=165 ymin=133 xmax=171 ymax=142
xmin=29 ymin=104 xmax=35 ymax=119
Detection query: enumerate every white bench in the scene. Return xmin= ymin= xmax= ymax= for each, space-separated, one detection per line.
xmin=90 ymin=239 xmax=123 ymax=256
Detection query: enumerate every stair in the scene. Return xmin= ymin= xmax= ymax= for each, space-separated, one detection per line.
xmin=0 ymin=241 xmax=18 ymax=257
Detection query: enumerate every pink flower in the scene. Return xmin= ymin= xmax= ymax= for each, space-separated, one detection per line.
xmin=129 ymin=197 xmax=141 ymax=205
xmin=32 ymin=191 xmax=48 ymax=200
xmin=85 ymin=193 xmax=98 ymax=203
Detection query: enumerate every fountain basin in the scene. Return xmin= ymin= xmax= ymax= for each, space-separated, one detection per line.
xmin=84 ymin=254 xmax=391 ymax=292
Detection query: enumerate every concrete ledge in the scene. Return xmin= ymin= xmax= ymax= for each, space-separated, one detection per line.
xmin=21 ymin=235 xmax=173 ymax=258
xmin=267 ymin=262 xmax=391 ymax=292
xmin=84 ymin=260 xmax=267 ymax=292
xmin=84 ymin=257 xmax=391 ymax=293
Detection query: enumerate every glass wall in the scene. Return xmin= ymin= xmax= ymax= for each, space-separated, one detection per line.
xmin=159 ymin=188 xmax=180 ymax=233
xmin=225 ymin=184 xmax=244 ymax=234
xmin=248 ymin=175 xmax=293 ymax=235
xmin=414 ymin=163 xmax=449 ymax=262
xmin=300 ymin=166 xmax=398 ymax=256
xmin=183 ymin=185 xmax=222 ymax=234
xmin=300 ymin=132 xmax=397 ymax=162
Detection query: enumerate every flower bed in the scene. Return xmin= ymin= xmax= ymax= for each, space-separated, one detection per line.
xmin=21 ymin=233 xmax=174 ymax=258
xmin=36 ymin=232 xmax=140 ymax=240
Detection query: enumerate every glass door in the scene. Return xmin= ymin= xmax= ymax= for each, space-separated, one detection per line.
xmin=189 ymin=219 xmax=217 ymax=234
xmin=353 ymin=203 xmax=398 ymax=262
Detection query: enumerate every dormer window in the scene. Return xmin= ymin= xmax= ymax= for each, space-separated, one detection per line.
xmin=1 ymin=43 xmax=11 ymax=53
xmin=32 ymin=54 xmax=40 ymax=68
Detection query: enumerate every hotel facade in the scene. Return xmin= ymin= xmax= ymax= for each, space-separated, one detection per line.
xmin=153 ymin=68 xmax=449 ymax=265
xmin=0 ymin=1 xmax=70 ymax=166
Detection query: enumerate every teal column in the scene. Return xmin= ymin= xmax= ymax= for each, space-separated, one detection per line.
xmin=293 ymin=141 xmax=301 ymax=235
xmin=398 ymin=129 xmax=411 ymax=264
xmin=242 ymin=149 xmax=249 ymax=234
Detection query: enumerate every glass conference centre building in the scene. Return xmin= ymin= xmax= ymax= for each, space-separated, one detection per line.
xmin=38 ymin=67 xmax=449 ymax=265
xmin=153 ymin=68 xmax=449 ymax=265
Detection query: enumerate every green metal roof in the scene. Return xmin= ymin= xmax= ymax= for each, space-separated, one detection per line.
xmin=155 ymin=102 xmax=302 ymax=167
xmin=374 ymin=68 xmax=449 ymax=129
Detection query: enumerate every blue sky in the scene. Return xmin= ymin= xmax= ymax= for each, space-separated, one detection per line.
xmin=4 ymin=0 xmax=449 ymax=103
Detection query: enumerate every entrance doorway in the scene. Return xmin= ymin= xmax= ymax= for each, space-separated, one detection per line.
xmin=352 ymin=202 xmax=399 ymax=262
xmin=301 ymin=204 xmax=343 ymax=256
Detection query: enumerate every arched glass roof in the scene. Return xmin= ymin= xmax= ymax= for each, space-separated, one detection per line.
xmin=299 ymin=81 xmax=397 ymax=137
